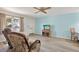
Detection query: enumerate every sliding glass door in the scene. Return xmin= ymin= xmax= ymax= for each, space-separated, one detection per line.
xmin=6 ymin=16 xmax=20 ymax=32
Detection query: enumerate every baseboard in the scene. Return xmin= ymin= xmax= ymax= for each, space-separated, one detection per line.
xmin=54 ymin=36 xmax=70 ymax=40
xmin=33 ymin=33 xmax=71 ymax=40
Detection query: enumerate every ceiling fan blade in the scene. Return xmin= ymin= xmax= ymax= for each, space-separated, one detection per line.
xmin=33 ymin=7 xmax=48 ymax=14
xmin=33 ymin=7 xmax=40 ymax=10
xmin=34 ymin=10 xmax=40 ymax=13
xmin=43 ymin=7 xmax=51 ymax=10
xmin=41 ymin=10 xmax=47 ymax=14
xmin=35 ymin=10 xmax=47 ymax=14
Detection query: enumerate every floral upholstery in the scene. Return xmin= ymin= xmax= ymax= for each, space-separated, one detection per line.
xmin=29 ymin=40 xmax=41 ymax=52
xmin=2 ymin=28 xmax=41 ymax=52
xmin=7 ymin=32 xmax=29 ymax=52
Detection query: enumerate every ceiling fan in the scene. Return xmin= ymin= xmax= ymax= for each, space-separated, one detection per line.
xmin=33 ymin=7 xmax=51 ymax=14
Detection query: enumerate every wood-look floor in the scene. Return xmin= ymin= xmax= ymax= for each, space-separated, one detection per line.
xmin=28 ymin=34 xmax=79 ymax=52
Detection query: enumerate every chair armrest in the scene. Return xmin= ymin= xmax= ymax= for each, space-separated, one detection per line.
xmin=29 ymin=40 xmax=41 ymax=52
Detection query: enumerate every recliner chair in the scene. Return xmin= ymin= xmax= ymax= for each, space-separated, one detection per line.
xmin=2 ymin=28 xmax=41 ymax=52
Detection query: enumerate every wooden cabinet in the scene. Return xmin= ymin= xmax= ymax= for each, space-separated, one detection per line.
xmin=42 ymin=25 xmax=51 ymax=37
xmin=42 ymin=29 xmax=50 ymax=37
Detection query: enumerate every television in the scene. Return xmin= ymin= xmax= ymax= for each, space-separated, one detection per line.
xmin=43 ymin=25 xmax=50 ymax=29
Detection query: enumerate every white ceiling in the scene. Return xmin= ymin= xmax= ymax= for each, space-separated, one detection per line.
xmin=0 ymin=7 xmax=79 ymax=18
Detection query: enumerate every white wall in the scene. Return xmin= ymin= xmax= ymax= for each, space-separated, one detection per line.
xmin=24 ymin=16 xmax=35 ymax=36
xmin=0 ymin=10 xmax=35 ymax=36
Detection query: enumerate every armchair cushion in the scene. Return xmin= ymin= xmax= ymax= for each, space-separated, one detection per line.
xmin=29 ymin=40 xmax=41 ymax=52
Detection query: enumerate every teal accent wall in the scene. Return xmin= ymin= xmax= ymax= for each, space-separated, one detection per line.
xmin=35 ymin=13 xmax=79 ymax=39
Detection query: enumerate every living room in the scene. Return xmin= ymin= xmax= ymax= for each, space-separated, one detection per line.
xmin=0 ymin=7 xmax=79 ymax=52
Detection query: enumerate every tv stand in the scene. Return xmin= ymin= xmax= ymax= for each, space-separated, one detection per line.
xmin=42 ymin=29 xmax=50 ymax=37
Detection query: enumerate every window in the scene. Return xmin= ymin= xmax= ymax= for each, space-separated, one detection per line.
xmin=6 ymin=16 xmax=20 ymax=32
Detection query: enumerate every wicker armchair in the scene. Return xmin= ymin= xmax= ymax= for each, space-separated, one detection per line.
xmin=2 ymin=28 xmax=41 ymax=52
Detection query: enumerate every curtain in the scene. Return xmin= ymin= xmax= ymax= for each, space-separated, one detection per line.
xmin=20 ymin=16 xmax=24 ymax=32
xmin=0 ymin=13 xmax=6 ymax=30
